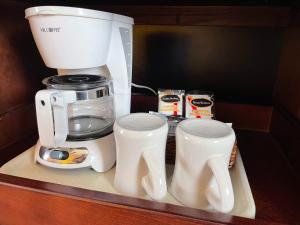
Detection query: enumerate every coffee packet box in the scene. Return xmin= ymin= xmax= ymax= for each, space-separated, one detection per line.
xmin=185 ymin=91 xmax=215 ymax=119
xmin=158 ymin=89 xmax=185 ymax=116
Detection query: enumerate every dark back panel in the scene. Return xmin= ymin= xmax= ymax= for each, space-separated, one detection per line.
xmin=271 ymin=11 xmax=300 ymax=179
xmin=274 ymin=26 xmax=300 ymax=120
xmin=0 ymin=1 xmax=53 ymax=157
xmin=0 ymin=1 xmax=53 ymax=113
xmin=133 ymin=25 xmax=283 ymax=105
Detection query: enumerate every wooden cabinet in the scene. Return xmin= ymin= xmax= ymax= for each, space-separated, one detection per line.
xmin=0 ymin=1 xmax=299 ymax=224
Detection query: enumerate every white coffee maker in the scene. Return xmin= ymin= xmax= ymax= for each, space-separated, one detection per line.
xmin=25 ymin=6 xmax=134 ymax=172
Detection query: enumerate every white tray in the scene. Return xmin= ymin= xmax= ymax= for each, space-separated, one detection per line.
xmin=0 ymin=146 xmax=255 ymax=219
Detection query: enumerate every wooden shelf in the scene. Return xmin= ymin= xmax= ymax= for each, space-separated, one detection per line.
xmin=237 ymin=130 xmax=300 ymax=223
xmin=0 ymin=130 xmax=299 ymax=224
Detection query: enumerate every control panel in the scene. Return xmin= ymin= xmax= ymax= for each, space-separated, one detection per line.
xmin=39 ymin=146 xmax=88 ymax=164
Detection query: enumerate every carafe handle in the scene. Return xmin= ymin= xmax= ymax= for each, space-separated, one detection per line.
xmin=206 ymin=155 xmax=234 ymax=213
xmin=35 ymin=90 xmax=76 ymax=147
xmin=141 ymin=148 xmax=167 ymax=200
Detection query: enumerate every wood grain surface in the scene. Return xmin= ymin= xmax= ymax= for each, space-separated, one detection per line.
xmin=273 ymin=23 xmax=300 ymax=120
xmin=0 ymin=103 xmax=36 ymax=150
xmin=0 ymin=183 xmax=216 ymax=225
xmin=0 ymin=1 xmax=53 ymax=114
xmin=237 ymin=130 xmax=300 ymax=224
xmin=271 ymin=8 xmax=300 ymax=181
xmin=0 ymin=132 xmax=37 ymax=166
xmin=87 ymin=5 xmax=291 ymax=27
xmin=270 ymin=107 xmax=300 ymax=182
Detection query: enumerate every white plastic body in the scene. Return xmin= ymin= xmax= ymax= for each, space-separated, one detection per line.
xmin=113 ymin=113 xmax=168 ymax=200
xmin=170 ymin=119 xmax=235 ymax=213
xmin=25 ymin=6 xmax=134 ymax=118
xmin=34 ymin=133 xmax=116 ymax=172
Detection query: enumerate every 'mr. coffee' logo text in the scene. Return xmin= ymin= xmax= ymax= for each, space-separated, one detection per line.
xmin=40 ymin=27 xmax=61 ymax=32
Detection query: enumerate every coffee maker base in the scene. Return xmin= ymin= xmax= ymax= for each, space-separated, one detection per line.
xmin=34 ymin=132 xmax=116 ymax=172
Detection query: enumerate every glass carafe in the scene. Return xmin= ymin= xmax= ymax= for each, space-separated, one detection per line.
xmin=37 ymin=75 xmax=115 ymax=145
xmin=67 ymin=95 xmax=115 ymax=140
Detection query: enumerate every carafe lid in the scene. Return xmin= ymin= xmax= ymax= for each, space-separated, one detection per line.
xmin=43 ymin=75 xmax=110 ymax=90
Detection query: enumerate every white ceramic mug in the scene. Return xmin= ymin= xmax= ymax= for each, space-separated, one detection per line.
xmin=170 ymin=119 xmax=235 ymax=213
xmin=113 ymin=113 xmax=168 ymax=200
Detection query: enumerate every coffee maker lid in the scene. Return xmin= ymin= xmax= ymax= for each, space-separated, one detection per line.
xmin=25 ymin=6 xmax=134 ymax=24
xmin=43 ymin=75 xmax=110 ymax=90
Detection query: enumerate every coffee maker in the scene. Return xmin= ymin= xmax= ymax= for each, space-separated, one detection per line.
xmin=25 ymin=6 xmax=134 ymax=172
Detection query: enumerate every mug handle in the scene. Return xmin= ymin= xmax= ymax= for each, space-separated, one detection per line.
xmin=141 ymin=149 xmax=167 ymax=200
xmin=35 ymin=89 xmax=76 ymax=147
xmin=206 ymin=155 xmax=234 ymax=213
